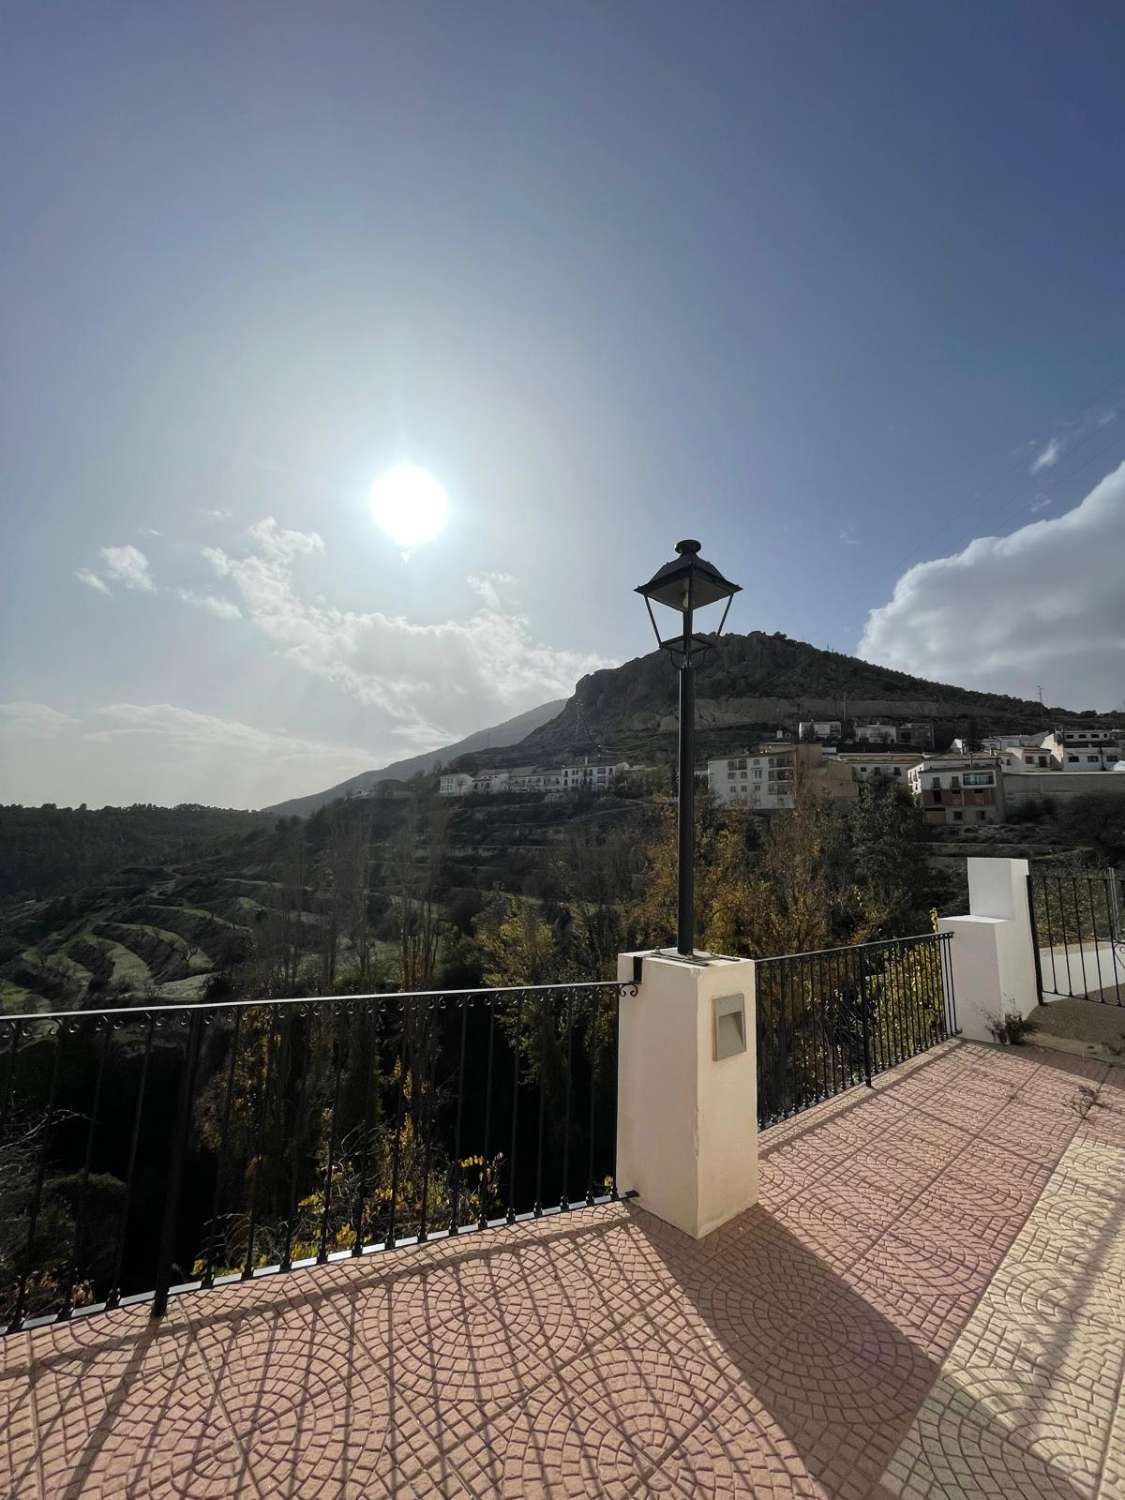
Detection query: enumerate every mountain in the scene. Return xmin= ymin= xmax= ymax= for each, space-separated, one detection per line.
xmin=517 ymin=631 xmax=1115 ymax=762
xmin=264 ymin=699 xmax=567 ymax=817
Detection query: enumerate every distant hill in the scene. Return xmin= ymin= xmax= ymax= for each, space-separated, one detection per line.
xmin=518 ymin=631 xmax=1115 ymax=763
xmin=264 ymin=699 xmax=566 ymax=818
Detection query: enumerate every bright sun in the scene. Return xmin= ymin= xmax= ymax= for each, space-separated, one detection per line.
xmin=370 ymin=465 xmax=449 ymax=549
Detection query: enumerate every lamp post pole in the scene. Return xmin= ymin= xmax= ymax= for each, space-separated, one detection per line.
xmin=635 ymin=538 xmax=740 ymax=964
xmin=677 ymin=603 xmax=695 ymax=956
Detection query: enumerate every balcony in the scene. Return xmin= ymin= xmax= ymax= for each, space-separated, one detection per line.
xmin=2 ymin=912 xmax=1124 ymax=1498
xmin=3 ymin=1040 xmax=1122 ymax=1497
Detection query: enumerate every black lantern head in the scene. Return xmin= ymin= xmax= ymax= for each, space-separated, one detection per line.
xmin=635 ymin=540 xmax=740 ymax=659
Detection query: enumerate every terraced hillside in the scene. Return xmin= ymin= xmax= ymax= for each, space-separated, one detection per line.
xmin=0 ymin=799 xmax=417 ymax=1014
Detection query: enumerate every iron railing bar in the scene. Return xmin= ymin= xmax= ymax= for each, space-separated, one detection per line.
xmin=202 ymin=1008 xmax=243 ymax=1289
xmin=586 ymin=989 xmax=600 ymax=1203
xmin=416 ymin=999 xmax=436 ymax=1245
xmin=153 ymin=1010 xmax=205 ymax=1318
xmin=106 ymin=1013 xmax=156 ymax=1308
xmin=559 ymin=992 xmax=574 ymax=1211
xmin=1072 ymin=878 xmax=1090 ymax=998
xmin=608 ymin=988 xmax=621 ymax=1201
xmin=477 ymin=1000 xmax=496 ymax=1231
xmin=58 ymin=1018 xmax=112 ymax=1320
xmin=317 ymin=1008 xmax=347 ymax=1262
xmin=533 ymin=993 xmax=547 ymax=1217
xmin=1059 ymin=878 xmax=1076 ymax=997
xmin=1086 ymin=878 xmax=1107 ymax=1003
xmin=448 ymin=995 xmax=469 ymax=1235
xmin=506 ymin=992 xmax=524 ymax=1225
xmin=9 ymin=1024 xmax=65 ymax=1331
xmin=240 ymin=1011 xmax=279 ymax=1282
xmin=280 ymin=1009 xmax=306 ymax=1275
xmin=1041 ymin=877 xmax=1059 ymax=995
xmin=756 ymin=931 xmax=947 ymax=964
xmin=0 ymin=979 xmax=631 ymax=1026
xmin=350 ymin=1010 xmax=377 ymax=1255
xmin=384 ymin=999 xmax=408 ymax=1249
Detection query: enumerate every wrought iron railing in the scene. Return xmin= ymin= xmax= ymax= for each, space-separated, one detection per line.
xmin=1028 ymin=868 xmax=1125 ymax=1005
xmin=756 ymin=932 xmax=957 ymax=1129
xmin=0 ymin=980 xmax=627 ymax=1332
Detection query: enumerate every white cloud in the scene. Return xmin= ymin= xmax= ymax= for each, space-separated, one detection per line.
xmin=1029 ymin=436 xmax=1062 ymax=474
xmin=99 ymin=544 xmax=156 ymax=593
xmin=76 ymin=568 xmax=111 ymax=596
xmin=204 ymin=518 xmax=610 ymax=748
xmin=175 ymin=588 xmax=242 ymax=620
xmin=87 ymin=703 xmax=367 ymax=765
xmin=199 ymin=508 xmax=232 ymax=520
xmin=858 ymin=460 xmax=1125 ymax=709
xmin=1029 ymin=493 xmax=1053 ymax=514
xmin=0 ymin=702 xmax=80 ymax=740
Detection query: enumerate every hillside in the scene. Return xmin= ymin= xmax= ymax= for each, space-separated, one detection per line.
xmin=517 ymin=631 xmax=1117 ymax=763
xmin=0 ymin=803 xmax=273 ymax=901
xmin=265 ymin=698 xmax=566 ymax=818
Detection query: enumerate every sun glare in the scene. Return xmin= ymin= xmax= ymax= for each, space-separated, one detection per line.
xmin=370 ymin=465 xmax=449 ymax=550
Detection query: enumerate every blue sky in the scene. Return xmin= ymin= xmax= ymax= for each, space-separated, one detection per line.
xmin=2 ymin=2 xmax=1124 ymax=807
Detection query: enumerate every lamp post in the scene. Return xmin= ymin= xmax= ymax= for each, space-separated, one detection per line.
xmin=636 ymin=540 xmax=741 ymax=957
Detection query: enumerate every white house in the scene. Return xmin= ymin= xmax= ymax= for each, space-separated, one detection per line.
xmin=1041 ymin=731 xmax=1123 ymax=772
xmin=835 ymin=752 xmax=922 ymax=786
xmin=908 ymin=757 xmax=1002 ymax=826
xmin=438 ymin=773 xmax=474 ymax=796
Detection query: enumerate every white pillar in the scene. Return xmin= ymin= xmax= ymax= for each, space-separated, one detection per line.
xmin=615 ymin=951 xmax=759 ymax=1239
xmin=939 ymin=857 xmax=1038 ymax=1043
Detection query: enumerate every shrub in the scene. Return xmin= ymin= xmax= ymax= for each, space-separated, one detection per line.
xmin=986 ymin=1011 xmax=1039 ymax=1046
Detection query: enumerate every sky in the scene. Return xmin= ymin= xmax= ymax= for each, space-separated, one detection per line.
xmin=2 ymin=2 xmax=1124 ymax=809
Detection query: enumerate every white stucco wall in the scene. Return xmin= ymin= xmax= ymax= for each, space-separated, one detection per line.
xmin=616 ymin=951 xmax=759 ymax=1239
xmin=940 ymin=857 xmax=1040 ymax=1042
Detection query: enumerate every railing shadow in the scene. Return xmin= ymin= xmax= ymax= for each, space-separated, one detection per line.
xmin=4 ymin=1039 xmax=1118 ymax=1498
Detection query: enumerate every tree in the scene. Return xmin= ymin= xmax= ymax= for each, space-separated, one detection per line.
xmin=475 ymin=898 xmax=559 ymax=987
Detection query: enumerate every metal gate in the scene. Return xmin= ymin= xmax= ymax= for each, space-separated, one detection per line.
xmin=1028 ymin=868 xmax=1125 ymax=1005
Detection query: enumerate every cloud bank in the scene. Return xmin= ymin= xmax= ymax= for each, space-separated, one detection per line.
xmin=859 ymin=461 xmax=1125 ymax=709
xmin=0 ymin=702 xmax=376 ymax=808
xmin=203 ymin=518 xmax=610 ymax=747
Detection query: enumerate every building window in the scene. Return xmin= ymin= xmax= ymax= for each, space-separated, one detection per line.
xmin=1068 ymin=755 xmax=1079 ymax=763
xmin=1087 ymin=756 xmax=1098 ymax=763
xmin=952 ymin=811 xmax=963 ymax=822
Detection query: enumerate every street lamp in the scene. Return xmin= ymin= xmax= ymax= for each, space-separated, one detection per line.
xmin=636 ymin=540 xmax=741 ymax=957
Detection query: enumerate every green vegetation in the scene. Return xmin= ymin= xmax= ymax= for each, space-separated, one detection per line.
xmin=0 ymin=803 xmax=273 ymax=899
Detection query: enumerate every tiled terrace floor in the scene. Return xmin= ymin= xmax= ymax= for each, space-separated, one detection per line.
xmin=3 ymin=1040 xmax=1124 ymax=1499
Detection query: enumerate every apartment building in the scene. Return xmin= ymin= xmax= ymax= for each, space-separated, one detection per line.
xmin=855 ymin=722 xmax=898 ymax=745
xmin=707 ymin=743 xmax=855 ymax=812
xmin=1041 ymin=731 xmax=1123 ymax=772
xmin=907 ymin=757 xmax=1002 ymax=826
xmin=834 ymin=752 xmax=923 ymax=787
xmin=993 ymin=728 xmax=1123 ymax=774
xmin=439 ymin=761 xmax=632 ymax=796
